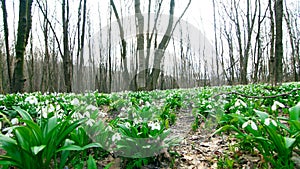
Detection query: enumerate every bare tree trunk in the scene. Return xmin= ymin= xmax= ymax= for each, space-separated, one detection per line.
xmin=40 ymin=0 xmax=50 ymax=92
xmin=0 ymin=48 xmax=3 ymax=93
xmin=274 ymin=0 xmax=283 ymax=84
xmin=62 ymin=0 xmax=72 ymax=92
xmin=269 ymin=0 xmax=275 ymax=84
xmin=110 ymin=0 xmax=130 ymax=90
xmin=134 ymin=0 xmax=145 ymax=90
xmin=12 ymin=0 xmax=33 ymax=93
xmin=1 ymin=0 xmax=12 ymax=92
xmin=147 ymin=0 xmax=191 ymax=90
xmin=284 ymin=4 xmax=298 ymax=81
xmin=212 ymin=0 xmax=220 ymax=85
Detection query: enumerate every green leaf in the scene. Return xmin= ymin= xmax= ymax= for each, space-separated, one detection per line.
xmin=87 ymin=155 xmax=97 ymax=169
xmin=56 ymin=145 xmax=83 ymax=152
xmin=254 ymin=109 xmax=269 ymax=121
xmin=0 ymin=134 xmax=17 ymax=145
xmin=82 ymin=142 xmax=101 ymax=150
xmin=12 ymin=106 xmax=33 ymax=121
xmin=31 ymin=145 xmax=46 ymax=155
xmin=104 ymin=162 xmax=113 ymax=169
xmin=289 ymin=103 xmax=300 ymax=121
xmin=0 ymin=155 xmax=22 ymax=168
xmin=284 ymin=137 xmax=296 ymax=149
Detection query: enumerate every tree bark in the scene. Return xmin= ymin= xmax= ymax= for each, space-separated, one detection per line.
xmin=12 ymin=0 xmax=33 ymax=93
xmin=274 ymin=0 xmax=283 ymax=84
xmin=1 ymin=0 xmax=12 ymax=92
xmin=62 ymin=0 xmax=72 ymax=92
xmin=134 ymin=0 xmax=145 ymax=90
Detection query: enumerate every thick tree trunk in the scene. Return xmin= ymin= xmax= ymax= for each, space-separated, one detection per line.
xmin=62 ymin=0 xmax=72 ymax=92
xmin=134 ymin=0 xmax=145 ymax=90
xmin=12 ymin=0 xmax=33 ymax=93
xmin=274 ymin=0 xmax=283 ymax=84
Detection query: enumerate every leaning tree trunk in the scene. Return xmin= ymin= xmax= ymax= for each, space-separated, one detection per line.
xmin=12 ymin=0 xmax=33 ymax=93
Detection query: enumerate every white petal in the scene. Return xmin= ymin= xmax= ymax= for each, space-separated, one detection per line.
xmin=250 ymin=121 xmax=258 ymax=130
xmin=276 ymin=101 xmax=285 ymax=108
xmin=234 ymin=100 xmax=241 ymax=107
xmin=242 ymin=121 xmax=249 ymax=128
xmin=271 ymin=119 xmax=277 ymax=127
xmin=264 ymin=118 xmax=270 ymax=126
xmin=11 ymin=118 xmax=19 ymax=125
xmin=271 ymin=104 xmax=277 ymax=111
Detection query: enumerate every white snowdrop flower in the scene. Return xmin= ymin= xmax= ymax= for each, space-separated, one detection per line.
xmin=124 ymin=122 xmax=131 ymax=128
xmin=145 ymin=101 xmax=151 ymax=107
xmin=242 ymin=121 xmax=249 ymax=129
xmin=25 ymin=96 xmax=38 ymax=104
xmin=264 ymin=118 xmax=270 ymax=126
xmin=0 ymin=106 xmax=7 ymax=110
xmin=139 ymin=100 xmax=143 ymax=105
xmin=83 ymin=111 xmax=90 ymax=118
xmin=0 ymin=121 xmax=2 ymax=130
xmin=207 ymin=104 xmax=212 ymax=109
xmin=86 ymin=105 xmax=98 ymax=111
xmin=39 ymin=106 xmax=48 ymax=118
xmin=242 ymin=120 xmax=257 ymax=130
xmin=264 ymin=118 xmax=277 ymax=127
xmin=86 ymin=119 xmax=95 ymax=127
xmin=271 ymin=101 xmax=285 ymax=111
xmin=148 ymin=121 xmax=161 ymax=130
xmin=99 ymin=110 xmax=107 ymax=118
xmin=250 ymin=121 xmax=258 ymax=130
xmin=236 ymin=110 xmax=241 ymax=115
xmin=133 ymin=117 xmax=143 ymax=125
xmin=56 ymin=104 xmax=61 ymax=111
xmin=235 ymin=100 xmax=241 ymax=107
xmin=11 ymin=118 xmax=19 ymax=125
xmin=235 ymin=99 xmax=247 ymax=107
xmin=2 ymin=127 xmax=13 ymax=137
xmin=112 ymin=133 xmax=121 ymax=142
xmin=71 ymin=112 xmax=83 ymax=119
xmin=71 ymin=98 xmax=80 ymax=106
xmin=48 ymin=104 xmax=55 ymax=113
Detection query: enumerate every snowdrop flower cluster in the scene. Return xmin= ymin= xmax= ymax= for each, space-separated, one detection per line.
xmin=112 ymin=133 xmax=122 ymax=142
xmin=242 ymin=120 xmax=258 ymax=130
xmin=25 ymin=96 xmax=38 ymax=104
xmin=148 ymin=121 xmax=161 ymax=130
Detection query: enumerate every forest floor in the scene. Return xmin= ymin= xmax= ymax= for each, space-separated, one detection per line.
xmin=101 ymin=107 xmax=268 ymax=169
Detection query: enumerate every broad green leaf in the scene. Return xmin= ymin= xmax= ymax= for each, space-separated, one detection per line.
xmin=254 ymin=109 xmax=269 ymax=120
xmin=284 ymin=137 xmax=296 ymax=149
xmin=56 ymin=145 xmax=82 ymax=152
xmin=31 ymin=145 xmax=46 ymax=155
xmin=82 ymin=142 xmax=101 ymax=150
xmin=87 ymin=155 xmax=97 ymax=169
xmin=43 ymin=116 xmax=58 ymax=137
xmin=0 ymin=155 xmax=22 ymax=168
xmin=12 ymin=106 xmax=33 ymax=121
xmin=21 ymin=120 xmax=43 ymax=144
xmin=289 ymin=102 xmax=300 ymax=121
xmin=0 ymin=134 xmax=17 ymax=145
xmin=212 ymin=125 xmax=245 ymax=136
